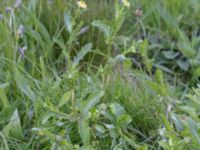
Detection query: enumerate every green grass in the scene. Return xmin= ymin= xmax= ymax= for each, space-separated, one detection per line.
xmin=0 ymin=0 xmax=200 ymax=149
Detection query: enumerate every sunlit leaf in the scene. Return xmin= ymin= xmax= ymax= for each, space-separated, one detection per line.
xmin=117 ymin=114 xmax=132 ymax=127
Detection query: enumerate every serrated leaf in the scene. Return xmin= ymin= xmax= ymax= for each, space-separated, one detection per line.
xmin=73 ymin=43 xmax=92 ymax=67
xmin=92 ymin=20 xmax=112 ymax=39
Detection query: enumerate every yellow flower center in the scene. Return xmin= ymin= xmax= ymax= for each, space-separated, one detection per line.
xmin=77 ymin=1 xmax=87 ymax=9
xmin=122 ymin=0 xmax=130 ymax=8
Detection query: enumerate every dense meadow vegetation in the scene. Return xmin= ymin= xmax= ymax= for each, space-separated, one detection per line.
xmin=0 ymin=0 xmax=200 ymax=149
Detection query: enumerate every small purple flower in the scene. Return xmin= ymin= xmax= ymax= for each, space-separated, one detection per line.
xmin=14 ymin=0 xmax=22 ymax=8
xmin=5 ymin=7 xmax=12 ymax=14
xmin=77 ymin=26 xmax=89 ymax=35
xmin=0 ymin=13 xmax=3 ymax=21
xmin=18 ymin=46 xmax=27 ymax=57
xmin=16 ymin=25 xmax=24 ymax=38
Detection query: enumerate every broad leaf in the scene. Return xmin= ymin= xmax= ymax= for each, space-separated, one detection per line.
xmin=110 ymin=103 xmax=125 ymax=119
xmin=177 ymin=59 xmax=189 ymax=71
xmin=3 ymin=109 xmax=24 ymax=140
xmin=79 ymin=90 xmax=104 ymax=117
xmin=78 ymin=118 xmax=90 ymax=146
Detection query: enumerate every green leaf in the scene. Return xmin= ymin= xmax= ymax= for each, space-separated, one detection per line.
xmin=177 ymin=59 xmax=189 ymax=71
xmin=15 ymin=69 xmax=36 ymax=101
xmin=78 ymin=118 xmax=90 ymax=146
xmin=170 ymin=113 xmax=184 ymax=131
xmin=187 ymin=118 xmax=200 ymax=143
xmin=179 ymin=106 xmax=198 ymax=120
xmin=79 ymin=90 xmax=104 ymax=117
xmin=117 ymin=114 xmax=132 ymax=127
xmin=73 ymin=43 xmax=92 ymax=67
xmin=192 ymin=67 xmax=200 ymax=80
xmin=95 ymin=124 xmax=106 ymax=135
xmin=155 ymin=69 xmax=164 ymax=85
xmin=58 ymin=91 xmax=71 ymax=108
xmin=92 ymin=20 xmax=112 ymax=39
xmin=162 ymin=51 xmax=179 ymax=59
xmin=138 ymin=145 xmax=148 ymax=150
xmin=177 ymin=30 xmax=196 ymax=58
xmin=147 ymin=81 xmax=167 ymax=96
xmin=161 ymin=114 xmax=173 ymax=132
xmin=0 ymin=83 xmax=9 ymax=89
xmin=110 ymin=103 xmax=125 ymax=119
xmin=64 ymin=11 xmax=72 ymax=33
xmin=0 ymin=131 xmax=9 ymax=150
xmin=123 ymin=59 xmax=132 ymax=71
xmin=3 ymin=109 xmax=24 ymax=140
xmin=0 ymin=88 xmax=11 ymax=110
